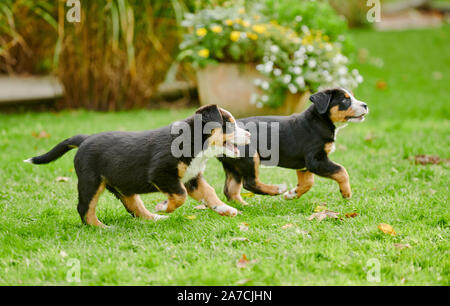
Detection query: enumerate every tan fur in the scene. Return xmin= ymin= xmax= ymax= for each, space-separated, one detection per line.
xmin=253 ymin=154 xmax=283 ymax=195
xmin=188 ymin=177 xmax=235 ymax=216
xmin=208 ymin=128 xmax=225 ymax=147
xmin=330 ymin=166 xmax=351 ymax=198
xmin=165 ymin=189 xmax=187 ymax=213
xmin=85 ymin=181 xmax=106 ymax=227
xmin=120 ymin=194 xmax=159 ymax=220
xmin=329 ymin=105 xmax=356 ymax=123
xmin=324 ymin=142 xmax=335 ymax=155
xmin=177 ymin=162 xmax=188 ymax=179
xmin=296 ymin=170 xmax=314 ymax=197
xmin=225 ymin=176 xmax=248 ymax=205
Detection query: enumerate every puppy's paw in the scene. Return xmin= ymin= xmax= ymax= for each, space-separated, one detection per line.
xmin=154 ymin=200 xmax=168 ymax=212
xmin=283 ymin=187 xmax=298 ymax=200
xmin=277 ymin=183 xmax=288 ymax=194
xmin=341 ymin=191 xmax=352 ymax=199
xmin=213 ymin=205 xmax=238 ymax=217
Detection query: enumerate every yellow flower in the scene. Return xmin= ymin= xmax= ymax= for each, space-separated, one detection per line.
xmin=225 ymin=19 xmax=233 ymax=26
xmin=238 ymin=8 xmax=245 ymax=14
xmin=197 ymin=49 xmax=210 ymax=58
xmin=242 ymin=20 xmax=250 ymax=27
xmin=253 ymin=15 xmax=261 ymax=21
xmin=196 ymin=28 xmax=207 ymax=37
xmin=234 ymin=18 xmax=243 ymax=25
xmin=252 ymin=24 xmax=266 ymax=34
xmin=211 ymin=25 xmax=223 ymax=33
xmin=230 ymin=31 xmax=241 ymax=42
xmin=323 ymin=35 xmax=330 ymax=42
xmin=248 ymin=32 xmax=258 ymax=40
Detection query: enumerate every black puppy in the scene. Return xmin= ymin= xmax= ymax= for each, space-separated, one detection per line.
xmin=219 ymin=88 xmax=368 ymax=205
xmin=25 ymin=105 xmax=250 ymax=227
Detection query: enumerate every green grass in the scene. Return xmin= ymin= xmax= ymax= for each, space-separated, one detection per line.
xmin=0 ymin=27 xmax=449 ymax=285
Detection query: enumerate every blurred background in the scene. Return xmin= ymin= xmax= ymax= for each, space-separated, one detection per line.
xmin=0 ymin=0 xmax=449 ymax=111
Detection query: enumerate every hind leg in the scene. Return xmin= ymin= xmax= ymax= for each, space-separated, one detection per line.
xmin=223 ymin=164 xmax=248 ymax=206
xmin=77 ymin=177 xmax=106 ymax=227
xmin=283 ymin=170 xmax=314 ymax=200
xmin=120 ymin=194 xmax=167 ymax=221
xmin=242 ymin=154 xmax=287 ymax=195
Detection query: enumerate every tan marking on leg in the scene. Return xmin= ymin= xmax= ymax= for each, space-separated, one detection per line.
xmin=165 ymin=192 xmax=187 ymax=213
xmin=85 ymin=181 xmax=106 ymax=227
xmin=225 ymin=176 xmax=248 ymax=205
xmin=188 ymin=178 xmax=237 ymax=216
xmin=253 ymin=154 xmax=285 ymax=195
xmin=329 ymin=105 xmax=356 ymax=123
xmin=324 ymin=142 xmax=335 ymax=155
xmin=178 ymin=162 xmax=188 ymax=179
xmin=330 ymin=167 xmax=352 ymax=198
xmin=296 ymin=170 xmax=314 ymax=197
xmin=120 ymin=194 xmax=162 ymax=220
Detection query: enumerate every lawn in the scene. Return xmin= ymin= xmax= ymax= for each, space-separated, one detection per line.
xmin=0 ymin=27 xmax=448 ymax=285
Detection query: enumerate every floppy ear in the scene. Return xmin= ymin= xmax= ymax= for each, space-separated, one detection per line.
xmin=196 ymin=104 xmax=223 ymax=124
xmin=310 ymin=91 xmax=332 ymax=114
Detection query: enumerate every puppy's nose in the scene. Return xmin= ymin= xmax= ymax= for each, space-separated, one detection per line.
xmin=361 ymin=103 xmax=368 ymax=110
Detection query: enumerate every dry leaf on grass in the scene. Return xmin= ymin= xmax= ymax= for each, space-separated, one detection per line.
xmin=308 ymin=210 xmax=340 ymax=221
xmin=413 ymin=154 xmax=448 ymax=165
xmin=236 ymin=254 xmax=256 ymax=269
xmin=345 ymin=212 xmax=359 ymax=218
xmin=364 ymin=133 xmax=376 ymax=142
xmin=314 ymin=203 xmax=327 ymax=212
xmin=241 ymin=192 xmax=255 ymax=198
xmin=194 ymin=204 xmax=207 ymax=210
xmin=32 ymin=131 xmax=51 ymax=139
xmin=236 ymin=279 xmax=251 ymax=285
xmin=231 ymin=237 xmax=249 ymax=242
xmin=281 ymin=224 xmax=293 ymax=229
xmin=185 ymin=215 xmax=196 ymax=220
xmin=394 ymin=243 xmax=411 ymax=250
xmin=239 ymin=222 xmax=249 ymax=231
xmin=378 ymin=223 xmax=396 ymax=236
xmin=55 ymin=176 xmax=70 ymax=183
xmin=376 ymin=80 xmax=388 ymax=90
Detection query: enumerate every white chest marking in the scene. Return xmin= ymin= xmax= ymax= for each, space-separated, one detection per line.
xmin=181 ymin=146 xmax=224 ymax=183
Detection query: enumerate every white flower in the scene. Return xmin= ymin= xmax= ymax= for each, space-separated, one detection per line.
xmin=295 ymin=76 xmax=305 ymax=87
xmin=325 ymin=43 xmax=333 ymax=52
xmin=240 ymin=32 xmax=247 ymax=39
xmin=270 ymin=55 xmax=276 ymax=61
xmin=270 ymin=45 xmax=280 ymax=53
xmin=307 ymin=45 xmax=314 ymax=53
xmin=261 ymin=81 xmax=270 ymax=90
xmin=256 ymin=64 xmax=264 ymax=72
xmin=301 ymin=25 xmax=310 ymax=34
xmin=256 ymin=102 xmax=263 ymax=109
xmin=261 ymin=95 xmax=269 ymax=102
xmin=338 ymin=66 xmax=348 ymax=75
xmin=250 ymin=93 xmax=258 ymax=104
xmin=253 ymin=78 xmax=262 ymax=86
xmin=288 ymin=84 xmax=298 ymax=94
xmin=273 ymin=68 xmax=282 ymax=76
xmin=322 ymin=61 xmax=330 ymax=69
xmin=263 ymin=56 xmax=269 ymax=62
xmin=293 ymin=66 xmax=302 ymax=75
xmin=294 ymin=58 xmax=305 ymax=66
xmin=283 ymin=74 xmax=292 ymax=84
xmin=264 ymin=61 xmax=274 ymax=73
xmin=356 ymin=75 xmax=364 ymax=83
xmin=308 ymin=59 xmax=317 ymax=68
xmin=295 ymin=15 xmax=303 ymax=22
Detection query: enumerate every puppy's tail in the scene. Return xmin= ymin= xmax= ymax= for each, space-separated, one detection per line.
xmin=24 ymin=134 xmax=89 ymax=165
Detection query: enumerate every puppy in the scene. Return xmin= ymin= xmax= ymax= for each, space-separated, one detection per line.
xmin=25 ymin=105 xmax=250 ymax=227
xmin=219 ymin=88 xmax=368 ymax=205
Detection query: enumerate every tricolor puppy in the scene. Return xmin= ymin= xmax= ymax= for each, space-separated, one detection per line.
xmin=219 ymin=88 xmax=368 ymax=204
xmin=25 ymin=105 xmax=250 ymax=227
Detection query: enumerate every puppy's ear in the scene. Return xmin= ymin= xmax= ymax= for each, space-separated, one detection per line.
xmin=196 ymin=104 xmax=223 ymax=124
xmin=310 ymin=90 xmax=332 ymax=114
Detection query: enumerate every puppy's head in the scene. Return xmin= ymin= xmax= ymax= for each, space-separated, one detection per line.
xmin=196 ymin=105 xmax=250 ymax=157
xmin=310 ymin=88 xmax=369 ymax=123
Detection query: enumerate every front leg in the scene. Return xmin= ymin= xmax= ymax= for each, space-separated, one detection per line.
xmin=284 ymin=170 xmax=315 ymax=200
xmin=185 ymin=175 xmax=238 ymax=217
xmin=306 ymin=154 xmax=352 ymax=199
xmin=154 ymin=180 xmax=187 ymax=213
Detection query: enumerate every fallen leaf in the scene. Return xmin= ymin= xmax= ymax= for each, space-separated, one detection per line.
xmin=55 ymin=176 xmax=70 ymax=183
xmin=185 ymin=215 xmax=196 ymax=220
xmin=32 ymin=130 xmax=51 ymax=139
xmin=231 ymin=237 xmax=249 ymax=242
xmin=236 ymin=279 xmax=252 ymax=285
xmin=376 ymin=80 xmax=388 ymax=90
xmin=413 ymin=154 xmax=447 ymax=165
xmin=378 ymin=223 xmax=397 ymax=236
xmin=239 ymin=222 xmax=249 ymax=231
xmin=59 ymin=251 xmax=68 ymax=258
xmin=237 ymin=254 xmax=249 ymax=269
xmin=314 ymin=203 xmax=327 ymax=212
xmin=281 ymin=223 xmax=293 ymax=229
xmin=394 ymin=243 xmax=411 ymax=250
xmin=241 ymin=192 xmax=255 ymax=198
xmin=194 ymin=204 xmax=207 ymax=210
xmin=345 ymin=212 xmax=359 ymax=218
xmin=364 ymin=133 xmax=376 ymax=142
xmin=308 ymin=210 xmax=340 ymax=221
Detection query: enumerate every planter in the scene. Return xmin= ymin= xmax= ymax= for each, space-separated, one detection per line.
xmin=196 ymin=63 xmax=310 ymax=118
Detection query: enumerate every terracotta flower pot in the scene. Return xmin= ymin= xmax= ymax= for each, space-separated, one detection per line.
xmin=196 ymin=63 xmax=310 ymax=118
